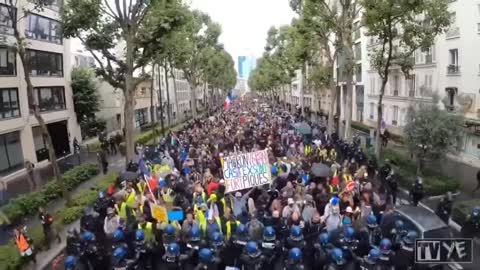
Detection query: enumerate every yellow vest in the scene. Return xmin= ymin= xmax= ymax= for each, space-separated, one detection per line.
xmin=304 ymin=145 xmax=312 ymax=156
xmin=344 ymin=174 xmax=353 ymax=183
xmin=162 ymin=188 xmax=174 ymax=203
xmin=200 ymin=217 xmax=222 ymax=237
xmin=319 ymin=149 xmax=328 ymax=160
xmin=137 ymin=182 xmax=146 ymax=194
xmin=125 ymin=190 xmax=136 ymax=207
xmin=138 ymin=222 xmax=155 ymax=243
xmin=116 ymin=202 xmax=128 ymax=220
xmin=329 ymin=149 xmax=337 ymax=161
xmin=225 ymin=220 xmax=240 ymax=240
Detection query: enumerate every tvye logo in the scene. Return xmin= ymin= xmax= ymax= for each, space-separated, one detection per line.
xmin=415 ymin=238 xmax=473 ymax=264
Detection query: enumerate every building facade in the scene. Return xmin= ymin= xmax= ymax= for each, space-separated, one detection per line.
xmin=237 ymin=55 xmax=256 ymax=79
xmin=362 ymin=0 xmax=480 ymax=158
xmin=0 ymin=0 xmax=81 ymax=177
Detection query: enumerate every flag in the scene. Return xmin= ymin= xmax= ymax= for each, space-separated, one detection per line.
xmin=139 ymin=158 xmax=150 ymax=177
xmin=224 ymin=95 xmax=232 ymax=110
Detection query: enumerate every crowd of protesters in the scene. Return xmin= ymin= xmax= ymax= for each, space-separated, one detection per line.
xmin=12 ymin=96 xmax=480 ymax=270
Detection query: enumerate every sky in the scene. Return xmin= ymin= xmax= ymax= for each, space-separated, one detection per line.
xmin=190 ymin=0 xmax=295 ymax=64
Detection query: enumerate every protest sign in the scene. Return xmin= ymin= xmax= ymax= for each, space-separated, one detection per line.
xmin=222 ymin=150 xmax=272 ymax=193
xmin=168 ymin=210 xmax=184 ymax=221
xmin=151 ymin=204 xmax=168 ymax=222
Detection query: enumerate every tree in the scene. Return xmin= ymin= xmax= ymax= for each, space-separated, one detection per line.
xmin=404 ymin=100 xmax=464 ymax=174
xmin=292 ymin=0 xmax=358 ymax=138
xmin=63 ymin=0 xmax=185 ymax=163
xmin=71 ymin=68 xmax=100 ymax=123
xmin=2 ymin=0 xmax=69 ymax=199
xmin=171 ymin=10 xmax=222 ymax=118
xmin=362 ymin=0 xmax=451 ymax=160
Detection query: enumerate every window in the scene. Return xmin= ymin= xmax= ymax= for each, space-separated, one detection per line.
xmin=0 ymin=88 xmax=20 ymax=119
xmin=393 ymin=75 xmax=399 ymax=96
xmin=449 ymin=49 xmax=458 ymax=65
xmin=0 ymin=4 xmax=15 ymax=31
xmin=355 ymin=43 xmax=362 ymax=61
xmin=392 ymin=106 xmax=399 ymax=126
xmin=407 ymin=75 xmax=416 ymax=97
xmin=369 ymin=102 xmax=374 ymax=119
xmin=370 ymin=77 xmax=375 ymax=94
xmin=354 ymin=22 xmax=360 ymax=40
xmin=450 ymin=12 xmax=456 ymax=25
xmin=27 ymin=50 xmax=63 ymax=76
xmin=356 ymin=64 xmax=362 ymax=82
xmin=0 ymin=131 xmax=23 ymax=174
xmin=0 ymin=47 xmax=15 ymax=75
xmin=478 ymin=23 xmax=480 ymax=33
xmin=135 ymin=108 xmax=148 ymax=127
xmin=32 ymin=87 xmax=66 ymax=112
xmin=25 ymin=13 xmax=62 ymax=44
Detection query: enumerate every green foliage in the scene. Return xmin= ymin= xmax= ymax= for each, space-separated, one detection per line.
xmin=0 ymin=164 xmax=99 ymax=224
xmin=71 ymin=68 xmax=100 ymax=123
xmin=0 ymin=172 xmax=118 ymax=270
xmin=452 ymin=198 xmax=480 ymax=224
xmin=199 ymin=47 xmax=237 ymax=92
xmin=383 ymin=148 xmax=460 ymax=195
xmin=404 ymin=103 xmax=464 ymax=166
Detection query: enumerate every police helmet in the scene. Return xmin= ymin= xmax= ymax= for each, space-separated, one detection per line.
xmin=210 ymin=232 xmax=224 ymax=247
xmin=263 ymin=226 xmax=276 ymax=241
xmin=165 ymin=224 xmax=175 ymax=236
xmin=365 ymin=248 xmax=381 ymax=264
xmin=271 ymin=165 xmax=278 ymax=175
xmin=472 ymin=206 xmax=480 ymax=218
xmin=342 ymin=217 xmax=352 ymax=227
xmin=113 ymin=247 xmax=127 ymax=260
xmin=113 ymin=228 xmax=124 ymax=241
xmin=199 ymin=248 xmax=214 ymax=263
xmin=290 ymin=225 xmax=303 ymax=241
xmin=289 ymin=247 xmax=302 ymax=263
xmin=403 ymin=231 xmax=418 ymax=245
xmin=331 ymin=247 xmax=346 ymax=265
xmin=64 ymin=255 xmax=76 ymax=269
xmin=395 ymin=220 xmax=405 ymax=231
xmin=189 ymin=225 xmax=201 ymax=241
xmin=367 ymin=215 xmax=378 ymax=228
xmin=379 ymin=238 xmax=392 ymax=254
xmin=343 ymin=227 xmax=355 ymax=240
xmin=236 ymin=223 xmax=247 ymax=235
xmin=319 ymin=233 xmax=329 ymax=246
xmin=167 ymin=242 xmax=181 ymax=256
xmin=136 ymin=229 xmax=145 ymax=241
xmin=246 ymin=241 xmax=261 ymax=257
xmin=82 ymin=231 xmax=94 ymax=242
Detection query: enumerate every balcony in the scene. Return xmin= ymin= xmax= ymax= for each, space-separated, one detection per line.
xmin=447 ymin=65 xmax=460 ymax=75
xmin=446 ymin=27 xmax=460 ymax=39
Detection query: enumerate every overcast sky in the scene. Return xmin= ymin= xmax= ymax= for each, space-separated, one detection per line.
xmin=190 ymin=0 xmax=295 ymax=61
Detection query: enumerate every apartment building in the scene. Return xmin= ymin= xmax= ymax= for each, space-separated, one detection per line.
xmin=362 ymin=0 xmax=480 ymax=157
xmin=0 ymin=1 xmax=81 ymax=177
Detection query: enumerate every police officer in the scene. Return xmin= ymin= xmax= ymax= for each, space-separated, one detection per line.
xmin=261 ymin=226 xmax=282 ymax=269
xmin=112 ymin=228 xmax=130 ymax=258
xmin=410 ymin=177 xmax=424 ymax=206
xmin=194 ymin=248 xmax=221 ymax=270
xmin=161 ymin=242 xmax=190 ymax=270
xmin=385 ymin=170 xmax=398 ymax=206
xmin=461 ymin=206 xmax=480 ymax=238
xmin=285 ymin=225 xmax=306 ymax=250
xmin=285 ymin=247 xmax=305 ymax=270
xmin=313 ymin=233 xmax=332 ymax=269
xmin=163 ymin=224 xmax=178 ymax=251
xmin=111 ymin=247 xmax=133 ymax=270
xmin=357 ymin=248 xmax=381 ymax=270
xmin=324 ymin=247 xmax=347 ymax=270
xmin=232 ymin=223 xmax=250 ymax=246
xmin=209 ymin=232 xmax=225 ymax=256
xmin=79 ymin=231 xmax=101 ymax=270
xmin=390 ymin=220 xmax=407 ymax=251
xmin=391 ymin=231 xmax=417 ymax=270
xmin=436 ymin=192 xmax=453 ymax=224
xmin=239 ymin=241 xmax=267 ymax=270
xmin=341 ymin=227 xmax=359 ymax=260
xmin=377 ymin=239 xmax=395 ymax=269
xmin=134 ymin=229 xmax=153 ymax=270
xmin=357 ymin=215 xmax=382 ymax=256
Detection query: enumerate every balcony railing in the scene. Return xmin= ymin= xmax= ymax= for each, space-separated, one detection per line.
xmin=447 ymin=65 xmax=460 ymax=74
xmin=446 ymin=27 xmax=460 ymax=39
xmin=393 ymin=90 xmax=399 ymax=96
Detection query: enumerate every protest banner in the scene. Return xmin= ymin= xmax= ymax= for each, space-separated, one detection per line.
xmin=151 ymin=204 xmax=168 ymax=222
xmin=222 ymin=149 xmax=272 ymax=193
xmin=168 ymin=210 xmax=184 ymax=221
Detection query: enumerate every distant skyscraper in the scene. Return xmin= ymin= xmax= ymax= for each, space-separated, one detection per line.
xmin=237 ymin=55 xmax=256 ymax=79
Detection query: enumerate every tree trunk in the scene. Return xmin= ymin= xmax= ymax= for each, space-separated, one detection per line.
xmin=203 ymin=82 xmax=208 ymax=113
xmin=344 ymin=74 xmax=353 ymax=142
xmin=375 ymin=81 xmax=387 ymax=160
xmin=189 ymin=82 xmax=198 ymax=118
xmin=327 ymin=80 xmax=337 ymax=135
xmin=163 ymin=63 xmax=171 ymax=127
xmin=150 ymin=65 xmax=155 ymax=123
xmin=158 ymin=67 xmax=165 ymax=136
xmin=124 ymin=33 xmax=136 ymax=164
xmin=170 ymin=68 xmax=179 ymax=123
xmin=299 ymin=64 xmax=305 ymax=118
xmin=14 ymin=20 xmax=69 ymax=202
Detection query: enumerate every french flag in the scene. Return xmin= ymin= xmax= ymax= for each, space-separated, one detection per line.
xmin=224 ymin=95 xmax=232 ymax=110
